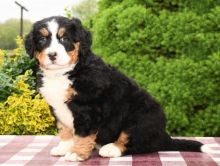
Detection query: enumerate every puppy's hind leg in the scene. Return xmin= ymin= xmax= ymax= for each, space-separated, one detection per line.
xmin=99 ymin=132 xmax=128 ymax=158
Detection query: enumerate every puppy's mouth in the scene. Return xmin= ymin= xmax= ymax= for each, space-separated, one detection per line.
xmin=42 ymin=63 xmax=72 ymax=70
xmin=49 ymin=60 xmax=62 ymax=66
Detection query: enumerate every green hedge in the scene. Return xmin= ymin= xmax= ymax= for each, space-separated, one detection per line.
xmin=88 ymin=0 xmax=220 ymax=136
xmin=91 ymin=4 xmax=220 ymax=61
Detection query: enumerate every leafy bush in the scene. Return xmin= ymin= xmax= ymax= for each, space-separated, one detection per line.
xmin=91 ymin=5 xmax=220 ymax=61
xmin=0 ymin=70 xmax=56 ymax=135
xmin=0 ymin=37 xmax=36 ymax=102
xmin=89 ymin=0 xmax=220 ymax=136
xmin=98 ymin=0 xmax=220 ymax=14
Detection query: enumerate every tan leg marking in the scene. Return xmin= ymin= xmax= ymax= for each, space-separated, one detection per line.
xmin=50 ymin=122 xmax=74 ymax=156
xmin=114 ymin=132 xmax=129 ymax=153
xmin=71 ymin=134 xmax=96 ymax=160
xmin=68 ymin=42 xmax=80 ymax=64
xmin=57 ymin=122 xmax=74 ymax=140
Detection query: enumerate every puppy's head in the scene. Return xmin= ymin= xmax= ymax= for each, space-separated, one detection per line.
xmin=25 ymin=16 xmax=92 ymax=70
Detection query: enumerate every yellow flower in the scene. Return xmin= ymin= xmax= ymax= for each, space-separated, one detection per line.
xmin=0 ymin=49 xmax=6 ymax=66
xmin=12 ymin=36 xmax=24 ymax=61
xmin=14 ymin=70 xmax=35 ymax=96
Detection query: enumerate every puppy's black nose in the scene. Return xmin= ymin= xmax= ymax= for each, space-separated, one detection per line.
xmin=48 ymin=52 xmax=57 ymax=61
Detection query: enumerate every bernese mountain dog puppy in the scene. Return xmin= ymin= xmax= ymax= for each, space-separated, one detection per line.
xmin=25 ymin=16 xmax=206 ymax=161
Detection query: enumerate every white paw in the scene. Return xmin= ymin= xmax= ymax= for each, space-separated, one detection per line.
xmin=99 ymin=143 xmax=122 ymax=158
xmin=64 ymin=152 xmax=84 ymax=161
xmin=50 ymin=146 xmax=68 ymax=156
xmin=50 ymin=140 xmax=74 ymax=156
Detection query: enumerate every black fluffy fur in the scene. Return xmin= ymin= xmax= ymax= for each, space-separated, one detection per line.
xmin=25 ymin=16 xmax=203 ymax=155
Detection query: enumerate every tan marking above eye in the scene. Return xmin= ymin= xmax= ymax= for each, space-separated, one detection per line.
xmin=39 ymin=28 xmax=49 ymax=37
xmin=57 ymin=121 xmax=74 ymax=140
xmin=72 ymin=134 xmax=97 ymax=160
xmin=58 ymin=27 xmax=66 ymax=38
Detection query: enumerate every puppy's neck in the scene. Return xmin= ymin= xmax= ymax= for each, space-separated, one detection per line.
xmin=40 ymin=64 xmax=76 ymax=79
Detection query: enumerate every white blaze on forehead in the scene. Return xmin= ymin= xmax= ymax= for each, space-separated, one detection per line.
xmin=47 ymin=20 xmax=59 ymax=52
xmin=47 ymin=20 xmax=59 ymax=43
xmin=43 ymin=19 xmax=72 ymax=68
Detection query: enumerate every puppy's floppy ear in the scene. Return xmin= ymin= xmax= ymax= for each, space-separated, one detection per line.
xmin=24 ymin=31 xmax=35 ymax=58
xmin=71 ymin=18 xmax=92 ymax=51
xmin=81 ymin=28 xmax=92 ymax=49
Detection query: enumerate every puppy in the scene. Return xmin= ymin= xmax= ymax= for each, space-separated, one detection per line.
xmin=25 ymin=16 xmax=206 ymax=161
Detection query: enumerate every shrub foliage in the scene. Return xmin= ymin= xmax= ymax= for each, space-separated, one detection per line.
xmin=0 ymin=71 xmax=56 ymax=134
xmin=0 ymin=37 xmax=36 ymax=102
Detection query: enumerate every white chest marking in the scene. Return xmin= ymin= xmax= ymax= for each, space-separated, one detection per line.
xmin=39 ymin=69 xmax=74 ymax=129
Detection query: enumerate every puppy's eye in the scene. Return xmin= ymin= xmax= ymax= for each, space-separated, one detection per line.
xmin=39 ymin=37 xmax=47 ymax=45
xmin=60 ymin=36 xmax=69 ymax=43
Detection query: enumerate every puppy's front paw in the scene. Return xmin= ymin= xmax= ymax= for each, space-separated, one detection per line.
xmin=50 ymin=146 xmax=69 ymax=156
xmin=64 ymin=152 xmax=85 ymax=161
xmin=99 ymin=143 xmax=122 ymax=158
xmin=50 ymin=140 xmax=74 ymax=156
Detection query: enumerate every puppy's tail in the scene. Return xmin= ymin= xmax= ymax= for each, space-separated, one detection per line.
xmin=165 ymin=138 xmax=202 ymax=152
xmin=164 ymin=138 xmax=202 ymax=152
xmin=164 ymin=135 xmax=220 ymax=153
